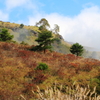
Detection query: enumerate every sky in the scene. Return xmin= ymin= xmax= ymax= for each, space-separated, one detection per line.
xmin=0 ymin=0 xmax=100 ymax=50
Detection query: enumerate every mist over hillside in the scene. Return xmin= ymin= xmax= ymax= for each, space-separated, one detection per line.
xmin=83 ymin=46 xmax=100 ymax=60
xmin=67 ymin=41 xmax=100 ymax=60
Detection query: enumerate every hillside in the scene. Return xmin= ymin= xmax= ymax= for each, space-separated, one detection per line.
xmin=1 ymin=20 xmax=100 ymax=60
xmin=0 ymin=42 xmax=100 ymax=99
xmin=0 ymin=21 xmax=71 ymax=54
xmin=0 ymin=21 xmax=100 ymax=99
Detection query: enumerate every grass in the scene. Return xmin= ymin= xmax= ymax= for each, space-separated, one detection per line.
xmin=20 ymin=83 xmax=100 ymax=100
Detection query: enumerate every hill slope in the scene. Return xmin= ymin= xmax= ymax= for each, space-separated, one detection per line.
xmin=0 ymin=21 xmax=71 ymax=54
xmin=0 ymin=42 xmax=100 ymax=99
xmin=1 ymin=20 xmax=100 ymax=60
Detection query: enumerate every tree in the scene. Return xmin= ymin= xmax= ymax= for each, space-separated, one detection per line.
xmin=53 ymin=24 xmax=60 ymax=34
xmin=19 ymin=23 xmax=24 ymax=28
xmin=70 ymin=43 xmax=84 ymax=56
xmin=36 ymin=18 xmax=50 ymax=31
xmin=0 ymin=28 xmax=14 ymax=41
xmin=30 ymin=30 xmax=55 ymax=53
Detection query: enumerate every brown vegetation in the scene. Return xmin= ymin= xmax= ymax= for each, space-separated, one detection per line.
xmin=0 ymin=41 xmax=100 ymax=99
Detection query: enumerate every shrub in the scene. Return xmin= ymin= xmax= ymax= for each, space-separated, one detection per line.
xmin=36 ymin=63 xmax=48 ymax=70
xmin=19 ymin=23 xmax=24 ymax=28
xmin=0 ymin=28 xmax=14 ymax=42
xmin=20 ymin=41 xmax=28 ymax=45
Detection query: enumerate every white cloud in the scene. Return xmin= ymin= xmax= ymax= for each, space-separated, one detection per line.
xmin=5 ymin=0 xmax=38 ymax=11
xmin=28 ymin=5 xmax=100 ymax=50
xmin=6 ymin=0 xmax=27 ymax=10
xmin=0 ymin=10 xmax=8 ymax=21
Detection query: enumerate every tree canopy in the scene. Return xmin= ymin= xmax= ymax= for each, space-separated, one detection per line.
xmin=70 ymin=43 xmax=84 ymax=56
xmin=36 ymin=18 xmax=50 ymax=31
xmin=30 ymin=30 xmax=55 ymax=53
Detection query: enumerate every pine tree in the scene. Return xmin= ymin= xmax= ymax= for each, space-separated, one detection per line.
xmin=70 ymin=43 xmax=84 ymax=56
xmin=0 ymin=28 xmax=14 ymax=41
xmin=31 ymin=30 xmax=55 ymax=53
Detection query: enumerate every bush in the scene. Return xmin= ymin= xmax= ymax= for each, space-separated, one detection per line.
xmin=36 ymin=63 xmax=48 ymax=70
xmin=55 ymin=38 xmax=61 ymax=44
xmin=19 ymin=24 xmax=24 ymax=28
xmin=0 ymin=28 xmax=14 ymax=42
xmin=20 ymin=41 xmax=28 ymax=45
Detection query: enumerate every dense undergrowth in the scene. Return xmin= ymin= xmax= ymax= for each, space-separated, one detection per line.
xmin=0 ymin=42 xmax=100 ymax=100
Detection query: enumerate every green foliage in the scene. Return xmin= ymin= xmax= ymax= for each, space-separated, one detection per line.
xmin=54 ymin=38 xmax=61 ymax=44
xmin=30 ymin=45 xmax=42 ymax=52
xmin=36 ymin=18 xmax=50 ymax=31
xmin=10 ymin=40 xmax=17 ymax=43
xmin=70 ymin=43 xmax=84 ymax=56
xmin=31 ymin=30 xmax=55 ymax=53
xmin=90 ymin=78 xmax=100 ymax=94
xmin=19 ymin=23 xmax=24 ymax=28
xmin=39 ymin=26 xmax=43 ymax=30
xmin=20 ymin=41 xmax=28 ymax=45
xmin=36 ymin=63 xmax=48 ymax=70
xmin=0 ymin=28 xmax=14 ymax=41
